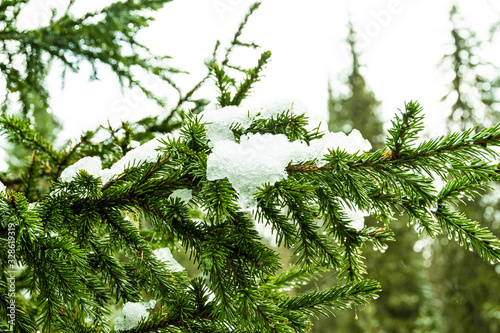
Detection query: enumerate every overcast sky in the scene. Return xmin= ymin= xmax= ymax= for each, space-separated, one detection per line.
xmin=11 ymin=0 xmax=500 ymax=143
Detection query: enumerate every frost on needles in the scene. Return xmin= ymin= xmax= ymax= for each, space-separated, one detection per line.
xmin=2 ymin=99 xmax=500 ymax=332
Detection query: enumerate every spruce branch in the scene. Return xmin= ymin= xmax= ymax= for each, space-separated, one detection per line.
xmin=386 ymin=101 xmax=424 ymax=159
xmin=222 ymin=2 xmax=262 ymax=66
xmin=280 ymin=279 xmax=381 ymax=318
xmin=208 ymin=2 xmax=270 ymax=108
xmin=231 ymin=50 xmax=272 ymax=106
xmin=0 ymin=113 xmax=62 ymax=165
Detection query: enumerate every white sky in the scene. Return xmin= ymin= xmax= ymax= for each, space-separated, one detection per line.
xmin=9 ymin=0 xmax=500 ymax=143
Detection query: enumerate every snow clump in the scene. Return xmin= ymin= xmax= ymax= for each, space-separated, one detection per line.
xmin=343 ymin=205 xmax=369 ymax=231
xmin=202 ymin=105 xmax=253 ymax=143
xmin=204 ymin=99 xmax=371 ymax=209
xmin=60 ymin=156 xmax=103 ymax=182
xmin=114 ymin=300 xmax=156 ymax=331
xmin=207 ymin=133 xmax=307 ymax=209
xmin=153 ymin=247 xmax=185 ymax=272
xmin=306 ymin=130 xmax=371 ymax=167
xmin=169 ymin=189 xmax=193 ymax=205
xmin=60 ymin=132 xmax=177 ymax=183
xmin=202 ymin=97 xmax=315 ymax=144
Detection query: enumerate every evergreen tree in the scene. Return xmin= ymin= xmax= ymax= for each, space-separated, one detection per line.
xmin=1 ymin=2 xmax=500 ymax=333
xmin=321 ymin=22 xmax=441 ymax=333
xmin=327 ymin=22 xmax=385 ymax=150
xmin=441 ymin=4 xmax=500 ymax=132
xmin=433 ymin=4 xmax=500 ymax=332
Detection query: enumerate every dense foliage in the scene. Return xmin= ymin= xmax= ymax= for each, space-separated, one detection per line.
xmin=0 ymin=1 xmax=500 ymax=332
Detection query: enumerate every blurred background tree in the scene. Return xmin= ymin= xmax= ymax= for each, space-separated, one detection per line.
xmin=430 ymin=4 xmax=500 ymax=332
xmin=441 ymin=5 xmax=500 ymax=133
xmin=317 ymin=4 xmax=500 ymax=332
xmin=327 ymin=22 xmax=384 ymax=151
xmin=310 ymin=21 xmax=442 ymax=333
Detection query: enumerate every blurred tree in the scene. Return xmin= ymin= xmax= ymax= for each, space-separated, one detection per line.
xmin=440 ymin=5 xmax=500 ymax=132
xmin=327 ymin=22 xmax=385 ymax=150
xmin=314 ymin=21 xmax=443 ymax=333
xmin=434 ymin=4 xmax=500 ymax=332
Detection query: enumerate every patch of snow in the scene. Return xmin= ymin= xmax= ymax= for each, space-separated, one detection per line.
xmin=153 ymin=247 xmax=185 ymax=272
xmin=206 ymin=130 xmax=371 ymax=209
xmin=206 ymin=133 xmax=305 ymax=209
xmin=203 ymin=99 xmax=371 ymax=209
xmin=60 ymin=132 xmax=178 ymax=184
xmin=169 ymin=189 xmax=192 ymax=204
xmin=243 ymin=96 xmax=328 ymax=133
xmin=114 ymin=300 xmax=156 ymax=331
xmin=245 ymin=97 xmax=307 ymax=120
xmin=202 ymin=106 xmax=252 ymax=143
xmin=342 ymin=203 xmax=368 ymax=231
xmin=303 ymin=130 xmax=372 ymax=167
xmin=100 ymin=137 xmax=163 ymax=183
xmin=60 ymin=156 xmax=102 ymax=182
xmin=201 ymin=98 xmax=316 ymax=145
xmin=0 ymin=181 xmax=5 ymax=192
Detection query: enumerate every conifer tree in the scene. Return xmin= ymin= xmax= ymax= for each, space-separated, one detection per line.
xmin=441 ymin=4 xmax=500 ymax=132
xmin=434 ymin=4 xmax=500 ymax=332
xmin=323 ymin=22 xmax=441 ymax=333
xmin=1 ymin=2 xmax=500 ymax=333
xmin=327 ymin=22 xmax=385 ymax=150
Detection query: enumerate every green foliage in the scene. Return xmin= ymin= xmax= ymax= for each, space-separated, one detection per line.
xmin=1 ymin=2 xmax=500 ymax=332
xmin=208 ymin=2 xmax=271 ymax=108
xmin=3 ymin=94 xmax=500 ymax=332
xmin=0 ymin=0 xmax=211 ymax=169
xmin=0 ymin=0 xmax=176 ymax=114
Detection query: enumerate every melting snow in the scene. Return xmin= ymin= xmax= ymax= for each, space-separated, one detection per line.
xmin=169 ymin=189 xmax=193 ymax=205
xmin=153 ymin=247 xmax=185 ymax=272
xmin=114 ymin=300 xmax=156 ymax=331
xmin=202 ymin=97 xmax=318 ymax=145
xmin=60 ymin=156 xmax=103 ymax=182
xmin=60 ymin=133 xmax=177 ymax=183
xmin=206 ymin=133 xmax=305 ymax=209
xmin=204 ymin=99 xmax=371 ymax=209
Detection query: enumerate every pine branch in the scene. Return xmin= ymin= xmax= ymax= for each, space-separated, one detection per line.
xmin=255 ymin=185 xmax=298 ymax=247
xmin=280 ymin=280 xmax=381 ymax=318
xmin=0 ymin=113 xmax=62 ymax=165
xmin=386 ymin=101 xmax=424 ymax=159
xmin=222 ymin=2 xmax=262 ymax=66
xmin=231 ymin=50 xmax=271 ymax=106
xmin=435 ymin=177 xmax=500 ymax=263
